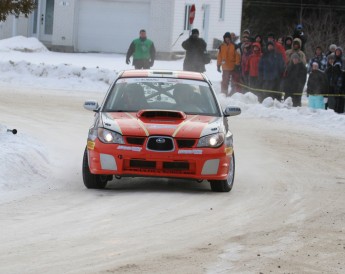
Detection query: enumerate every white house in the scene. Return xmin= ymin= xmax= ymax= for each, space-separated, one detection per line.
xmin=0 ymin=0 xmax=243 ymax=57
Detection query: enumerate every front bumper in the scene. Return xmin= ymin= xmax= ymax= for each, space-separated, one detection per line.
xmin=87 ymin=139 xmax=233 ymax=181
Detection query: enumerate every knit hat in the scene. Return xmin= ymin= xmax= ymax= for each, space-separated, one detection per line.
xmin=223 ymin=32 xmax=231 ymax=39
xmin=291 ymin=53 xmax=300 ymax=60
xmin=292 ymin=38 xmax=302 ymax=48
xmin=327 ymin=53 xmax=335 ymax=60
xmin=243 ymin=29 xmax=250 ymax=35
xmin=329 ymin=44 xmax=337 ymax=51
xmin=336 ymin=47 xmax=343 ymax=54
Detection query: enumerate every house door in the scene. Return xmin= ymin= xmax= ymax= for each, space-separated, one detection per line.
xmin=32 ymin=0 xmax=55 ymax=42
xmin=202 ymin=4 xmax=210 ymax=48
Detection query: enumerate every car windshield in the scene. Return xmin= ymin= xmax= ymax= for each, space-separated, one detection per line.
xmin=102 ymin=77 xmax=220 ymax=116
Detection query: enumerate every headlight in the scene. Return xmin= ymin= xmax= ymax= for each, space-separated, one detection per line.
xmin=98 ymin=128 xmax=125 ymax=144
xmin=197 ymin=133 xmax=224 ymax=148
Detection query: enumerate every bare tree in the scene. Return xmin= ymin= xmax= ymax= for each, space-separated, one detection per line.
xmin=302 ymin=10 xmax=345 ymax=59
xmin=0 ymin=0 xmax=36 ymax=22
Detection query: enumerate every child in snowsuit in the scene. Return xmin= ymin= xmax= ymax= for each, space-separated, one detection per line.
xmin=307 ymin=62 xmax=328 ymax=109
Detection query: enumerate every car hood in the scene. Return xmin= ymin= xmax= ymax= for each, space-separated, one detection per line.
xmin=100 ymin=110 xmax=224 ymax=139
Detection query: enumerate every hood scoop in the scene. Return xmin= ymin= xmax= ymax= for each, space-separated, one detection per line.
xmin=137 ymin=110 xmax=186 ymax=120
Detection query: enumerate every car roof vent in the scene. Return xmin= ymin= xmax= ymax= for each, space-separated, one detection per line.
xmin=137 ymin=110 xmax=186 ymax=119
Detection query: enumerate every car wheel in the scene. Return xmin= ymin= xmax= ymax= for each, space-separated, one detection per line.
xmin=209 ymin=153 xmax=235 ymax=192
xmin=82 ymin=147 xmax=108 ymax=189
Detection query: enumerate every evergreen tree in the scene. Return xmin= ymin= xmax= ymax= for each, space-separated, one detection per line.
xmin=0 ymin=0 xmax=36 ymax=21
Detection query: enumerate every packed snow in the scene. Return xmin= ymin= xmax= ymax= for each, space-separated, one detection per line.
xmin=0 ymin=36 xmax=344 ymax=199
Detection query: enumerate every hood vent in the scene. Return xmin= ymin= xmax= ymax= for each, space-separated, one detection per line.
xmin=137 ymin=110 xmax=186 ymax=119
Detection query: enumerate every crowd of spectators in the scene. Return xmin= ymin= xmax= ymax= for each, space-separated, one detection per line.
xmin=218 ymin=25 xmax=345 ymax=114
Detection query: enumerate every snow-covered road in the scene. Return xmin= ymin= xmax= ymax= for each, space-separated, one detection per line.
xmin=1 ymin=86 xmax=344 ymax=273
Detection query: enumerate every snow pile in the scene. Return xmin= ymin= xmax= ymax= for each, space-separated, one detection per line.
xmin=0 ymin=60 xmax=117 ymax=90
xmin=0 ymin=125 xmax=51 ymax=200
xmin=220 ymin=92 xmax=345 ymax=136
xmin=0 ymin=35 xmax=48 ymax=52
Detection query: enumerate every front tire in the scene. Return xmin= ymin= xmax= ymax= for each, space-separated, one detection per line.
xmin=209 ymin=153 xmax=235 ymax=192
xmin=82 ymin=148 xmax=108 ymax=189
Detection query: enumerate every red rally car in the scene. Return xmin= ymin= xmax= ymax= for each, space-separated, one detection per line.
xmin=83 ymin=70 xmax=241 ymax=192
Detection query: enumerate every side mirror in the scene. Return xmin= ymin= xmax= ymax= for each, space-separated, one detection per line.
xmin=83 ymin=100 xmax=99 ymax=112
xmin=224 ymin=106 xmax=241 ymax=117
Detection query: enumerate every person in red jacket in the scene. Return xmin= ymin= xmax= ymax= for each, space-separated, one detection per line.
xmin=241 ymin=42 xmax=252 ymax=86
xmin=245 ymin=42 xmax=263 ymax=100
xmin=246 ymin=42 xmax=262 ymax=86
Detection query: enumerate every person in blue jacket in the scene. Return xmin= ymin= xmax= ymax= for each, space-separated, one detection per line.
xmin=258 ymin=41 xmax=285 ymax=102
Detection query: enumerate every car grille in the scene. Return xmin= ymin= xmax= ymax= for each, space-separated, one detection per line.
xmin=163 ymin=162 xmax=189 ymax=170
xmin=126 ymin=137 xmax=145 ymax=145
xmin=147 ymin=136 xmax=174 ymax=151
xmin=176 ymin=139 xmax=195 ymax=148
xmin=124 ymin=136 xmax=196 ymax=149
xmin=124 ymin=159 xmax=194 ymax=174
xmin=128 ymin=160 xmax=189 ymax=170
xmin=130 ymin=160 xmax=156 ymax=168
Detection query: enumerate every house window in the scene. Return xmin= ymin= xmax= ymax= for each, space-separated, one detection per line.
xmin=219 ymin=0 xmax=225 ymax=20
xmin=44 ymin=0 xmax=55 ymax=35
xmin=184 ymin=4 xmax=192 ymax=30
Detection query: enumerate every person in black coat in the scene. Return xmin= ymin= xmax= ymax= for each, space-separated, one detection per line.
xmin=334 ymin=47 xmax=344 ymax=69
xmin=284 ymin=53 xmax=307 ymax=107
xmin=182 ymin=29 xmax=207 ymax=72
xmin=325 ymin=53 xmax=344 ymax=113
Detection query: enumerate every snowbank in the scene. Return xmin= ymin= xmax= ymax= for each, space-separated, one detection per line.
xmin=0 ymin=35 xmax=48 ymax=52
xmin=0 ymin=125 xmax=51 ymax=201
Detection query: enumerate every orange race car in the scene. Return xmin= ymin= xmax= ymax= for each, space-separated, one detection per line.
xmin=83 ymin=70 xmax=240 ymax=192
